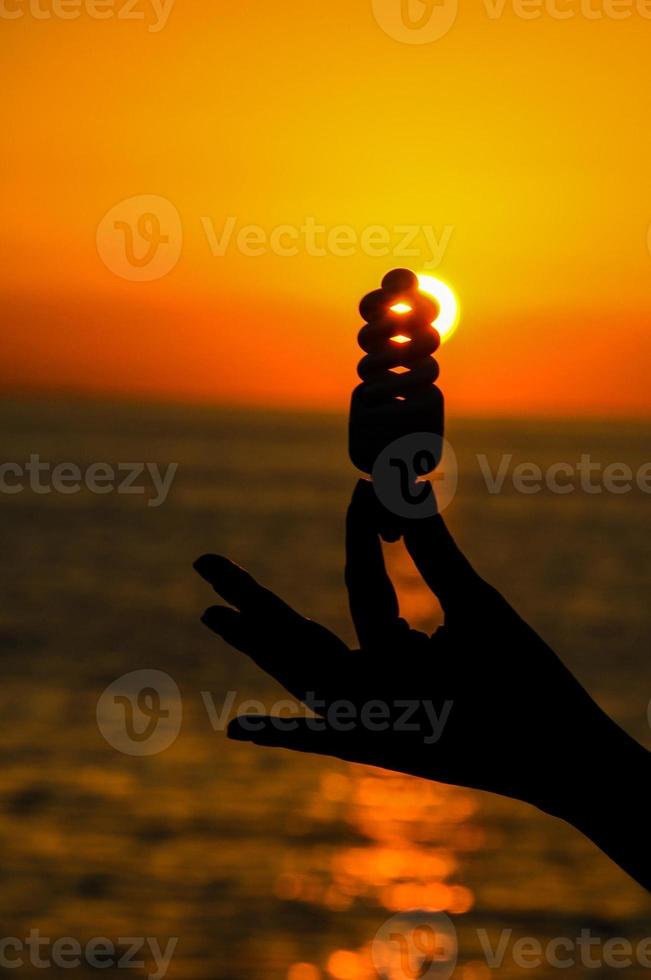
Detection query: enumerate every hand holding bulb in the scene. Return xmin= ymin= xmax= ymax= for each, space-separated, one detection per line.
xmin=194 ymin=270 xmax=650 ymax=894
xmin=349 ymin=268 xmax=456 ymax=539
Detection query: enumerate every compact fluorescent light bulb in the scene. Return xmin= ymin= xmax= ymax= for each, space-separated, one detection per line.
xmin=349 ymin=268 xmax=446 ymax=475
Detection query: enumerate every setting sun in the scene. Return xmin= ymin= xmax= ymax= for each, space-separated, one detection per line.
xmin=389 ymin=274 xmax=460 ymax=345
xmin=417 ymin=274 xmax=460 ymax=344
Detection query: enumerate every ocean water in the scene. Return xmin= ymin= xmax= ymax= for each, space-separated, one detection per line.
xmin=0 ymin=397 xmax=649 ymax=979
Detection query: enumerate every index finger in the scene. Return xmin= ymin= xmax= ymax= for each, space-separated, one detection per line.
xmin=193 ymin=554 xmax=304 ymax=626
xmin=345 ymin=479 xmax=405 ymax=649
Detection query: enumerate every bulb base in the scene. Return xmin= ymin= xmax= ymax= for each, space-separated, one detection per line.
xmin=349 ymin=384 xmax=445 ymax=475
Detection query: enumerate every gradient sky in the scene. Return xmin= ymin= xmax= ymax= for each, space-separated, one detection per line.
xmin=3 ymin=0 xmax=651 ymax=414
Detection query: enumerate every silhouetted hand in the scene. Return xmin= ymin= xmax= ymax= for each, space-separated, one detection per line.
xmin=194 ymin=479 xmax=650 ymax=890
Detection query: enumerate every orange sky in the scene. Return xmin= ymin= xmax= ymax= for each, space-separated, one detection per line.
xmin=3 ymin=0 xmax=651 ymax=415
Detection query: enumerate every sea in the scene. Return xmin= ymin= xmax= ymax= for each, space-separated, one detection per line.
xmin=0 ymin=397 xmax=649 ymax=979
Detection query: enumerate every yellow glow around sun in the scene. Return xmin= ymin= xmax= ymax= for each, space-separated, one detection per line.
xmin=417 ymin=274 xmax=460 ymax=343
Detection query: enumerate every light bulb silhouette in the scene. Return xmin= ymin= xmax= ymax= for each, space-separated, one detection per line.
xmin=349 ymin=268 xmax=445 ymax=475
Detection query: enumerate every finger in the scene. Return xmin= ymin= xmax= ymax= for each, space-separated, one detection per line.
xmin=200 ymin=605 xmax=255 ymax=654
xmin=198 ymin=557 xmax=350 ymax=700
xmin=345 ymin=479 xmax=407 ymax=648
xmin=201 ymin=603 xmax=349 ymax=707
xmin=228 ymin=715 xmax=359 ymax=762
xmin=228 ymin=717 xmax=459 ymax=787
xmin=403 ymin=513 xmax=486 ymax=614
xmin=194 ymin=554 xmax=303 ymax=626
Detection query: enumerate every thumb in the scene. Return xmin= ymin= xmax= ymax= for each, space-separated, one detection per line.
xmin=227 ymin=715 xmax=358 ymax=762
xmin=403 ymin=512 xmax=487 ymax=614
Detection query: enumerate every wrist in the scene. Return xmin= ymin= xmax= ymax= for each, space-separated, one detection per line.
xmin=542 ymin=720 xmax=650 ymax=890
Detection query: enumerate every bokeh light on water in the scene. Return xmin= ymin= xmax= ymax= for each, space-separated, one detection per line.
xmin=282 ymin=766 xmax=480 ymax=979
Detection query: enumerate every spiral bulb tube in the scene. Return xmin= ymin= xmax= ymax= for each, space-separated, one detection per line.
xmin=349 ymin=268 xmax=445 ymax=475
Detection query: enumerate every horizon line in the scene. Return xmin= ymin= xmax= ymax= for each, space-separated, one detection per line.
xmin=2 ymin=384 xmax=650 ymax=426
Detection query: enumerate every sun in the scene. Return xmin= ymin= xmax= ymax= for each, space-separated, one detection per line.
xmin=416 ymin=274 xmax=460 ymax=343
xmin=389 ymin=275 xmax=460 ymax=343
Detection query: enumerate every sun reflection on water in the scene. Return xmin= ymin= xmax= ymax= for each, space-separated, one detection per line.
xmin=283 ymin=545 xmax=484 ymax=979
xmin=283 ymin=765 xmax=483 ymax=979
